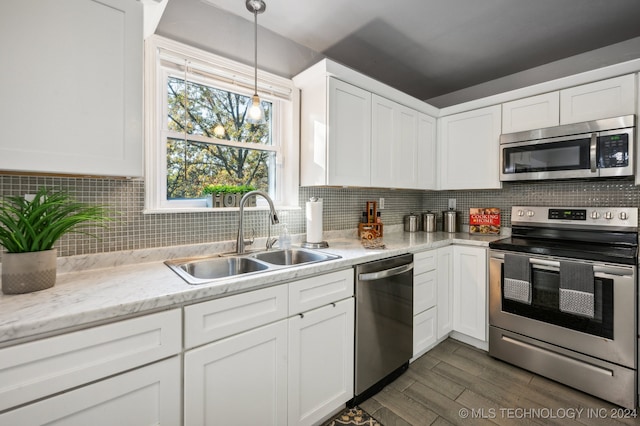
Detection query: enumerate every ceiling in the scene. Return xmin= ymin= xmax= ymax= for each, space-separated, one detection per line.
xmin=158 ymin=0 xmax=640 ymax=107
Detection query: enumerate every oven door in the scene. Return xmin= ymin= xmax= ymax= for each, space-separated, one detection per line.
xmin=489 ymin=250 xmax=636 ymax=368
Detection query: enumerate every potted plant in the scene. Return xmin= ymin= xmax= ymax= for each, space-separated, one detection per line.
xmin=202 ymin=184 xmax=223 ymax=207
xmin=237 ymin=184 xmax=257 ymax=207
xmin=0 ymin=187 xmax=113 ymax=294
xmin=202 ymin=184 xmax=258 ymax=207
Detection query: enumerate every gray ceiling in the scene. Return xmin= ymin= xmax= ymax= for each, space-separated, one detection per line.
xmin=157 ymin=0 xmax=640 ymax=107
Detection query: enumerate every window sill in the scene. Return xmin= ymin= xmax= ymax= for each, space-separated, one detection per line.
xmin=143 ymin=205 xmax=302 ymax=215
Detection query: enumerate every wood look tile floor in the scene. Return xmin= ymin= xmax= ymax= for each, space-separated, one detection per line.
xmin=359 ymin=338 xmax=639 ymax=426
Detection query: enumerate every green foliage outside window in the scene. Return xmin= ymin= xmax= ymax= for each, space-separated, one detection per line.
xmin=166 ymin=77 xmax=274 ymax=200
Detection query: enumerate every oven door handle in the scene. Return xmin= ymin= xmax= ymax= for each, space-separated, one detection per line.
xmin=528 ymin=258 xmax=633 ymax=276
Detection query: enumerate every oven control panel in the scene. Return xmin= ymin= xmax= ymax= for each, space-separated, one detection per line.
xmin=512 ymin=206 xmax=638 ymax=229
xmin=548 ymin=209 xmax=586 ymax=220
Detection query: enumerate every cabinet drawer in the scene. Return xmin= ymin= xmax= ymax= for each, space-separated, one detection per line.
xmin=184 ymin=284 xmax=288 ymax=349
xmin=414 ymin=269 xmax=437 ymax=314
xmin=289 ymin=269 xmax=354 ymax=315
xmin=0 ymin=309 xmax=181 ymax=412
xmin=414 ymin=250 xmax=436 ymax=275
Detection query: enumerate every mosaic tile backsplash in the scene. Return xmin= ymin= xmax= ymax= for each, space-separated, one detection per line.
xmin=1 ymin=175 xmax=639 ymax=257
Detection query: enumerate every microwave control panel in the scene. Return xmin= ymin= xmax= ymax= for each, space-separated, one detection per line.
xmin=598 ymin=133 xmax=629 ymax=168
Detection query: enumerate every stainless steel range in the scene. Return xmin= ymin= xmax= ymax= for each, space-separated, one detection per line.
xmin=489 ymin=206 xmax=638 ymax=408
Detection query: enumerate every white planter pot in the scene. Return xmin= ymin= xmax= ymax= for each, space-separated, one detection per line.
xmin=1 ymin=249 xmax=57 ymax=294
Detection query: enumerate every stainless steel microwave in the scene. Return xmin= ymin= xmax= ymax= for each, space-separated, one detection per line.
xmin=500 ymin=115 xmax=635 ymax=181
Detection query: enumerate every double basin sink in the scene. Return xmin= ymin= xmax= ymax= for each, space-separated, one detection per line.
xmin=165 ymin=248 xmax=341 ymax=285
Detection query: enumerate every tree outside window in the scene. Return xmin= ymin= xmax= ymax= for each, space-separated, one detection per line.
xmin=166 ymin=77 xmax=275 ymax=200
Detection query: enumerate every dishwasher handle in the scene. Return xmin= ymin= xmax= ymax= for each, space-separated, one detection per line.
xmin=358 ymin=262 xmax=414 ymax=281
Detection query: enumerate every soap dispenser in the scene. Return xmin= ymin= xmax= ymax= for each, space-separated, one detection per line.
xmin=279 ymin=224 xmax=291 ymax=250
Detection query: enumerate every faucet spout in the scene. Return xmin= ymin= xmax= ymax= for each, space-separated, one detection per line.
xmin=236 ymin=190 xmax=279 ymax=254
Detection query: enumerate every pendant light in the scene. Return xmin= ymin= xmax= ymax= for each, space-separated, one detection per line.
xmin=245 ymin=0 xmax=267 ymax=125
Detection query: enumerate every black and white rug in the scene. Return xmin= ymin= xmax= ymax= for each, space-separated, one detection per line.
xmin=322 ymin=406 xmax=382 ymax=426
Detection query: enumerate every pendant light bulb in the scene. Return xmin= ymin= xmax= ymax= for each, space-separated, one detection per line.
xmin=213 ymin=123 xmax=225 ymax=138
xmin=247 ymin=94 xmax=266 ymax=124
xmin=245 ymin=0 xmax=266 ymax=125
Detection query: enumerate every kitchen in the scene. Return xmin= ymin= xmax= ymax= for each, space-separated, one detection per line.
xmin=2 ymin=0 xmax=640 ymax=424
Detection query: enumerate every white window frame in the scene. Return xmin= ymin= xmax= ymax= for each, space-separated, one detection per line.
xmin=144 ymin=35 xmax=299 ymax=213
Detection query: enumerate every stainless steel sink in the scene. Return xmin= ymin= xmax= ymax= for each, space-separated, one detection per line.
xmin=166 ymin=248 xmax=341 ymax=285
xmin=252 ymin=248 xmax=339 ymax=265
xmin=165 ymin=256 xmax=269 ymax=285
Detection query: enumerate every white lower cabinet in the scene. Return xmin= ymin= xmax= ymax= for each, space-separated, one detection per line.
xmin=413 ymin=307 xmax=437 ymax=357
xmin=184 ymin=320 xmax=289 ymax=426
xmin=0 ymin=309 xmax=182 ymax=425
xmin=0 ymin=357 xmax=181 ymax=425
xmin=288 ymin=298 xmax=355 ymax=426
xmin=452 ymin=245 xmax=488 ymax=342
xmin=183 ymin=269 xmax=355 ymax=426
xmin=413 ymin=250 xmax=438 ymax=357
xmin=437 ymin=246 xmax=453 ymax=339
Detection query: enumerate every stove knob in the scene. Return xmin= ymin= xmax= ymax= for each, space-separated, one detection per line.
xmin=619 ymin=211 xmax=628 ymax=220
xmin=526 ymin=210 xmax=535 ymax=217
xmin=517 ymin=209 xmax=525 ymax=217
xmin=604 ymin=211 xmax=613 ymax=220
xmin=590 ymin=211 xmax=600 ymax=219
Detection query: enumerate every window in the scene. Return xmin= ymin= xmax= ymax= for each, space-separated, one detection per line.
xmin=144 ymin=36 xmax=299 ymax=212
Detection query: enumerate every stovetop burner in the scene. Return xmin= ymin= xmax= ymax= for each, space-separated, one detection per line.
xmin=489 ymin=206 xmax=639 ymax=265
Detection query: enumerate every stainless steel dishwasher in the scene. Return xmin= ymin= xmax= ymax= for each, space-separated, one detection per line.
xmin=351 ymin=253 xmax=414 ymax=405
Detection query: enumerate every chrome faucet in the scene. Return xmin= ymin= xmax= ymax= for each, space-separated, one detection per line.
xmin=236 ymin=190 xmax=279 ymax=254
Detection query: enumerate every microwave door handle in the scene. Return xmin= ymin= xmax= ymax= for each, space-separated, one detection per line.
xmin=590 ymin=132 xmax=597 ymax=173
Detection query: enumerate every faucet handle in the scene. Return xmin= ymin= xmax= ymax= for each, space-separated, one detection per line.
xmin=266 ymin=237 xmax=278 ymax=249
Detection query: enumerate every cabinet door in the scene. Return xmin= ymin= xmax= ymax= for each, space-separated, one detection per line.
xmin=371 ymin=95 xmax=420 ymax=189
xmin=184 ymin=320 xmax=288 ymax=426
xmin=417 ymin=113 xmax=437 ymax=190
xmin=452 ymin=245 xmax=487 ymax=341
xmin=371 ymin=94 xmax=396 ymax=187
xmin=0 ymin=357 xmax=180 ymax=426
xmin=560 ymin=74 xmax=635 ymax=124
xmin=0 ymin=0 xmax=143 ymax=177
xmin=438 ymin=105 xmax=502 ymax=190
xmin=288 ymin=298 xmax=355 ymax=426
xmin=437 ymin=246 xmax=453 ymax=339
xmin=328 ymin=78 xmax=371 ymax=186
xmin=413 ymin=306 xmax=437 ymax=358
xmin=502 ymin=92 xmax=560 ymax=133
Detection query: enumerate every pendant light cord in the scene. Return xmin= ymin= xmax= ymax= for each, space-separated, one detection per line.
xmin=253 ymin=9 xmax=258 ymax=97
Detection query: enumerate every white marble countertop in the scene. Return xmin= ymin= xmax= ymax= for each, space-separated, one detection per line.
xmin=0 ymin=227 xmax=506 ymax=346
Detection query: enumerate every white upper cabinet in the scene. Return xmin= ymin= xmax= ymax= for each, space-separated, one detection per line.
xmin=296 ymin=76 xmax=371 ymax=187
xmin=438 ymin=105 xmax=502 ymax=190
xmin=417 ymin=113 xmax=437 ymax=190
xmin=560 ymin=74 xmax=636 ymax=124
xmin=294 ymin=59 xmax=438 ymax=189
xmin=0 ymin=0 xmax=143 ymax=177
xmin=371 ymin=95 xmax=421 ymax=189
xmin=502 ymin=92 xmax=560 ymax=133
xmin=327 ymin=79 xmax=372 ymax=186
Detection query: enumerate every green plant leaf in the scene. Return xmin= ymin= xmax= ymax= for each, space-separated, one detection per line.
xmin=0 ymin=187 xmax=114 ymax=253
